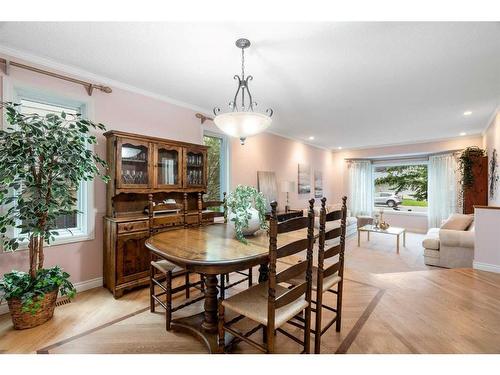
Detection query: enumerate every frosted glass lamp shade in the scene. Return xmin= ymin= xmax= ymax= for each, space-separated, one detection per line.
xmin=281 ymin=181 xmax=295 ymax=193
xmin=213 ymin=112 xmax=272 ymax=141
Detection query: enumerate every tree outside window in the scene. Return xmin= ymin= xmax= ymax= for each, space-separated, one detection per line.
xmin=373 ymin=164 xmax=428 ymax=212
xmin=203 ymin=134 xmax=223 ymax=201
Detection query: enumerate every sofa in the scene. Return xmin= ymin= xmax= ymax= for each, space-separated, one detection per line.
xmin=422 ymin=213 xmax=475 ymax=268
xmin=301 ymin=204 xmax=358 ymax=238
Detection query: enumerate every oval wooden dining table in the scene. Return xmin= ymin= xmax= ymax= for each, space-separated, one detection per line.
xmin=145 ymin=223 xmax=306 ymax=353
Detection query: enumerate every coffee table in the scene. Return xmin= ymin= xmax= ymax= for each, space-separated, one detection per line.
xmin=357 ymin=224 xmax=406 ymax=254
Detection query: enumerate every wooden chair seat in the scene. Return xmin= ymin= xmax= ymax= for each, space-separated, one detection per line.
xmin=151 ymin=259 xmax=184 ymax=274
xmin=288 ymin=266 xmax=341 ymax=292
xmin=222 ymin=282 xmax=308 ymax=329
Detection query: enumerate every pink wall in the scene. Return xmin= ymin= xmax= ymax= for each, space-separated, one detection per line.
xmin=230 ymin=133 xmax=334 ymax=211
xmin=330 ymin=136 xmax=484 ymax=233
xmin=0 ymin=56 xmax=332 ymax=285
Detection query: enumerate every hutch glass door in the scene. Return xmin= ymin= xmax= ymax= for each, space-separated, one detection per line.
xmin=117 ymin=138 xmax=151 ymax=189
xmin=155 ymin=144 xmax=182 ymax=189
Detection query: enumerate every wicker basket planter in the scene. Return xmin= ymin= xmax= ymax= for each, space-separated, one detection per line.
xmin=7 ymin=288 xmax=59 ymax=330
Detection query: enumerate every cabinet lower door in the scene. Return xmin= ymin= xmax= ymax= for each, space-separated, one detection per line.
xmin=116 ymin=231 xmax=150 ymax=285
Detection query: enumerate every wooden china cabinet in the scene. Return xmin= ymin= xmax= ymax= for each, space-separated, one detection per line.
xmin=103 ymin=130 xmax=208 ymax=298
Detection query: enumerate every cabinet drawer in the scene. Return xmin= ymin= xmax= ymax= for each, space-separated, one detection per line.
xmin=153 ymin=215 xmax=184 ymax=229
xmin=185 ymin=214 xmax=200 ymax=225
xmin=117 ymin=220 xmax=149 ymax=233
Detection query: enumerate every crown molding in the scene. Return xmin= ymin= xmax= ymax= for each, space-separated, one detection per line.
xmin=332 ymin=132 xmax=485 ymax=153
xmin=265 ymin=129 xmax=331 ymax=152
xmin=482 ymin=104 xmax=500 ymax=136
xmin=0 ymin=44 xmax=213 ymax=116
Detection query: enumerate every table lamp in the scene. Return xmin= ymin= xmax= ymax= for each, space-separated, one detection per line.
xmin=281 ymin=181 xmax=295 ymax=213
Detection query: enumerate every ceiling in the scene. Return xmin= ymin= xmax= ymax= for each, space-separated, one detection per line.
xmin=0 ymin=22 xmax=499 ymax=149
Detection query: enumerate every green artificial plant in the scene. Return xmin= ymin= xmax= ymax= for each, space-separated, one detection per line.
xmin=458 ymin=146 xmax=487 ymax=189
xmin=0 ymin=102 xmax=109 ymax=312
xmin=226 ymin=185 xmax=268 ymax=243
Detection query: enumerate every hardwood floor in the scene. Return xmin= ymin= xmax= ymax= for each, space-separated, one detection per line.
xmin=1 ymin=232 xmax=500 ymax=354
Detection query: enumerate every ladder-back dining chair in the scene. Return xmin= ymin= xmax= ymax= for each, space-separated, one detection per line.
xmin=288 ymin=196 xmax=347 ymax=353
xmin=149 ymin=256 xmax=205 ymax=331
xmin=217 ymin=199 xmax=315 ymax=354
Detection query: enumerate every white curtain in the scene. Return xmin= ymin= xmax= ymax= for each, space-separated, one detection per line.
xmin=428 ymin=153 xmax=458 ymax=228
xmin=348 ymin=160 xmax=373 ymax=217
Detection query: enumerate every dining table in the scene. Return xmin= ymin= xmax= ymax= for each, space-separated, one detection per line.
xmin=145 ymin=222 xmax=307 ymax=353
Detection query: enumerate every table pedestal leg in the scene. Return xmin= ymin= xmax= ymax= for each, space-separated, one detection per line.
xmin=201 ymin=274 xmax=218 ymax=332
xmin=169 ymin=273 xmax=233 ymax=353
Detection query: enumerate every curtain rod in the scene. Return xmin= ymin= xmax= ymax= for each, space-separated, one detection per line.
xmin=195 ymin=113 xmax=213 ymax=124
xmin=0 ymin=58 xmax=112 ymax=96
xmin=344 ymin=148 xmax=464 ymax=162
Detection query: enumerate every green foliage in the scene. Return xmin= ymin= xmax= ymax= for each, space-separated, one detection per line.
xmin=458 ymin=146 xmax=487 ymax=189
xmin=226 ymin=185 xmax=268 ymax=243
xmin=203 ymin=135 xmax=222 ymax=201
xmin=402 ymin=199 xmax=428 ymax=207
xmin=0 ymin=266 xmax=75 ymax=314
xmin=375 ymin=165 xmax=428 ymax=201
xmin=0 ymin=102 xmax=109 ymax=256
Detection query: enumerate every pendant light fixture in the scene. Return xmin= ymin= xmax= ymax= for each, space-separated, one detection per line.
xmin=213 ymin=38 xmax=273 ymax=145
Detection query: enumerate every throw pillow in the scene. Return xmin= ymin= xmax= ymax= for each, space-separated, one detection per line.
xmin=440 ymin=213 xmax=474 ymax=231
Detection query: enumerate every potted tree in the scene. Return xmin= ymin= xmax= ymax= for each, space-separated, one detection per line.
xmin=0 ymin=102 xmax=109 ymax=329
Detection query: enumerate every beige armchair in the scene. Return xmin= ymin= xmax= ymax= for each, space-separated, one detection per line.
xmin=422 ymin=214 xmax=475 ymax=268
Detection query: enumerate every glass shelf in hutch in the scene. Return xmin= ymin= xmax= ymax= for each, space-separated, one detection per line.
xmin=117 ymin=138 xmax=151 ymax=189
xmin=184 ymin=148 xmax=207 ymax=187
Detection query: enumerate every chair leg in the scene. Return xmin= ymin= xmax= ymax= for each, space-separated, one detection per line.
xmin=166 ymin=271 xmax=172 ymax=331
xmin=304 ymin=305 xmax=312 ymax=354
xmin=266 ymin=325 xmax=275 ymax=354
xmin=200 ymin=274 xmax=205 ymax=293
xmin=185 ymin=272 xmax=190 ymax=299
xmin=262 ymin=325 xmax=268 ymax=343
xmin=225 ymin=273 xmax=230 ymax=282
xmin=220 ymin=274 xmax=226 ymax=300
xmin=336 ymin=281 xmax=343 ymax=332
xmin=314 ymin=292 xmax=324 ymax=354
xmin=248 ymin=267 xmax=253 ymax=287
xmin=218 ymin=301 xmax=225 ymax=353
xmin=149 ymin=263 xmax=155 ymax=313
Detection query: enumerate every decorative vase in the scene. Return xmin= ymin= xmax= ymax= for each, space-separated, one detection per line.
xmin=7 ymin=288 xmax=59 ymax=330
xmin=229 ymin=207 xmax=261 ymax=236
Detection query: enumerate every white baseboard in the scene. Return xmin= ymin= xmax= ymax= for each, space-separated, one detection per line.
xmin=0 ymin=276 xmax=103 ymax=316
xmin=473 ymin=261 xmax=500 ymax=274
xmin=73 ymin=277 xmax=103 ymax=293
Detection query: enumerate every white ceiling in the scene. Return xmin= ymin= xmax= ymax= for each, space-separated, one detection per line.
xmin=0 ymin=22 xmax=499 ymax=149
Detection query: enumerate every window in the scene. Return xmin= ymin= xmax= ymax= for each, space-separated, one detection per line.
xmin=5 ymin=89 xmax=94 ymax=246
xmin=203 ymin=131 xmax=228 ymax=201
xmin=373 ymin=162 xmax=428 ymax=213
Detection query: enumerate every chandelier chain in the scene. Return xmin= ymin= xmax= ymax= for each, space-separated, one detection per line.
xmin=241 ymin=47 xmax=245 ymax=79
